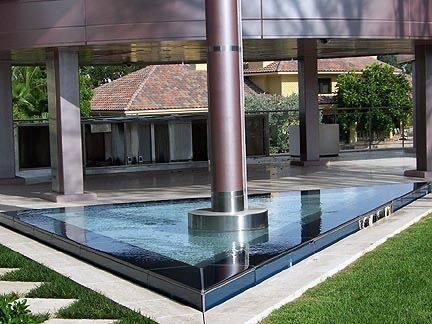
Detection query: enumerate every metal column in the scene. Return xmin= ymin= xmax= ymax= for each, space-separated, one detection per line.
xmin=0 ymin=62 xmax=16 ymax=180
xmin=405 ymin=44 xmax=432 ymax=178
xmin=189 ymin=0 xmax=267 ymax=232
xmin=291 ymin=39 xmax=326 ymax=166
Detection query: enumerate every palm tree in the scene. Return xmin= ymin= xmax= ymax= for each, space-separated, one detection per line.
xmin=12 ymin=66 xmax=48 ymax=119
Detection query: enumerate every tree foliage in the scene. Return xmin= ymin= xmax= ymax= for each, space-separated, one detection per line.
xmin=12 ymin=66 xmax=94 ymax=119
xmin=12 ymin=64 xmax=145 ymax=119
xmin=245 ymin=93 xmax=299 ymax=153
xmin=12 ymin=66 xmax=48 ymax=119
xmin=79 ymin=71 xmax=94 ymax=118
xmin=335 ymin=63 xmax=412 ymax=139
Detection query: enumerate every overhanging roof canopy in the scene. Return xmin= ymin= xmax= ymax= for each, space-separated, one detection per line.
xmin=1 ymin=0 xmax=431 ymax=65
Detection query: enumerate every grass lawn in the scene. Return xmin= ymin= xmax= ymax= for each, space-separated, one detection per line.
xmin=0 ymin=244 xmax=154 ymax=323
xmin=263 ymin=215 xmax=432 ymax=324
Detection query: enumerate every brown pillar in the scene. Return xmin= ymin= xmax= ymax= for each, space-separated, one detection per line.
xmin=44 ymin=48 xmax=96 ymax=202
xmin=405 ymin=44 xmax=432 ymax=178
xmin=206 ymin=0 xmax=245 ymax=212
xmin=411 ymin=61 xmax=417 ymax=152
xmin=291 ymin=39 xmax=326 ymax=166
xmin=0 ymin=62 xmax=16 ymax=180
xmin=188 ymin=0 xmax=267 ymax=232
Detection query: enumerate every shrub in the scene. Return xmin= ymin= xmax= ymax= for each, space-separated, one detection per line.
xmin=0 ymin=297 xmax=37 ymax=324
xmin=245 ymin=93 xmax=299 ymax=153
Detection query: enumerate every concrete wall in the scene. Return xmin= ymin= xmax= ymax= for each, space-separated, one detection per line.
xmin=249 ymin=75 xmax=282 ymax=95
xmin=16 ymin=116 xmax=269 ymax=169
xmin=251 ymin=73 xmax=339 ymax=97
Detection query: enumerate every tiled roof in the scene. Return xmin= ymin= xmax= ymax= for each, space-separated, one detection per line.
xmin=244 ymin=56 xmax=397 ymax=74
xmin=91 ymin=64 xmax=262 ymax=112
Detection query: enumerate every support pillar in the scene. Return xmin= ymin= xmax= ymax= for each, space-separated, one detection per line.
xmin=291 ymin=39 xmax=327 ymax=167
xmin=189 ymin=0 xmax=267 ymax=232
xmin=410 ymin=61 xmax=417 ymax=152
xmin=0 ymin=62 xmax=19 ymax=183
xmin=43 ymin=48 xmax=96 ymax=202
xmin=405 ymin=44 xmax=432 ymax=178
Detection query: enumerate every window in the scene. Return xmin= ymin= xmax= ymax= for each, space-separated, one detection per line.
xmin=318 ymin=78 xmax=332 ymax=94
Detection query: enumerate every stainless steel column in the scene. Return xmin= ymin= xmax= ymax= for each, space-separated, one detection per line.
xmin=206 ymin=0 xmax=244 ymax=212
xmin=0 ymin=62 xmax=15 ymax=180
xmin=189 ymin=0 xmax=267 ymax=231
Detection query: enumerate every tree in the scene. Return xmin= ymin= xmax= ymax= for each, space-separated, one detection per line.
xmin=12 ymin=66 xmax=95 ymax=119
xmin=245 ymin=93 xmax=299 ymax=153
xmin=335 ymin=63 xmax=413 ymax=141
xmin=79 ymin=71 xmax=94 ymax=118
xmin=12 ymin=66 xmax=47 ymax=119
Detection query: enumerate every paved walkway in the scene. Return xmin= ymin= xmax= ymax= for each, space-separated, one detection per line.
xmin=0 ymin=267 xmax=115 ymax=323
xmin=0 ymin=150 xmax=422 ymax=212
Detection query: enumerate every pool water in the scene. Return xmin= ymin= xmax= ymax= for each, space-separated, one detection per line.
xmin=2 ymin=182 xmax=429 ymax=310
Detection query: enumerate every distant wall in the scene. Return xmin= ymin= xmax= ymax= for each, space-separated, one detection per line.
xmin=16 ymin=115 xmax=269 ymax=169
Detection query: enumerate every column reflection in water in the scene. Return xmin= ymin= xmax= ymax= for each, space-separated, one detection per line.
xmin=54 ymin=207 xmax=88 ymax=245
xmin=189 ymin=228 xmax=268 ymax=285
xmin=300 ymin=190 xmax=322 ymax=243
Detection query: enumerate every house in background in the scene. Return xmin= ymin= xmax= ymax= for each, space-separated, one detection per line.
xmin=244 ymin=56 xmax=394 ymax=100
xmin=87 ymin=64 xmax=269 ymax=167
xmin=16 ymin=58 xmax=398 ymax=171
xmin=16 ymin=64 xmax=269 ymax=172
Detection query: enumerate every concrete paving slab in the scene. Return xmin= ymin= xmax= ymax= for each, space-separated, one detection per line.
xmin=85 ymin=281 xmax=165 ymax=303
xmin=17 ymin=298 xmax=77 ymax=315
xmin=157 ymin=314 xmax=204 ymax=324
xmin=0 ymin=268 xmax=19 ymax=276
xmin=0 ymin=281 xmax=42 ymax=296
xmin=43 ymin=320 xmax=116 ymax=324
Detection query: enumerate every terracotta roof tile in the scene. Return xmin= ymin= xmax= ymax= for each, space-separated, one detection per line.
xmin=91 ymin=64 xmax=262 ymax=112
xmin=244 ymin=56 xmax=397 ymax=74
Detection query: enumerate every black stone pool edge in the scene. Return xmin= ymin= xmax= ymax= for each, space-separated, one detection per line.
xmin=0 ymin=183 xmax=430 ymax=312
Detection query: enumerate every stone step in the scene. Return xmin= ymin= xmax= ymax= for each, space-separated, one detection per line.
xmin=43 ymin=320 xmax=117 ymax=324
xmin=0 ymin=281 xmax=42 ymax=296
xmin=16 ymin=298 xmax=78 ymax=315
xmin=0 ymin=268 xmax=19 ymax=276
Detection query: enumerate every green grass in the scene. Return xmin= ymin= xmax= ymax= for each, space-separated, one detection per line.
xmin=263 ymin=215 xmax=432 ymax=324
xmin=0 ymin=244 xmax=154 ymax=323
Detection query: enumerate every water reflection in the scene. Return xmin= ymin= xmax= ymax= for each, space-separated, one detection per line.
xmin=54 ymin=207 xmax=88 ymax=244
xmin=300 ymin=190 xmax=322 ymax=243
xmin=189 ymin=228 xmax=269 ymax=285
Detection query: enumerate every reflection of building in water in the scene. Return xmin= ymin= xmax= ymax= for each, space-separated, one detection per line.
xmin=214 ymin=241 xmax=250 ymax=282
xmin=54 ymin=207 xmax=87 ymax=245
xmin=300 ymin=190 xmax=322 ymax=243
xmin=189 ymin=229 xmax=268 ymax=286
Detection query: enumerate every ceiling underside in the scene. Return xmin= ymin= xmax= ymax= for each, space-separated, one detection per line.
xmin=8 ymin=38 xmax=415 ymax=66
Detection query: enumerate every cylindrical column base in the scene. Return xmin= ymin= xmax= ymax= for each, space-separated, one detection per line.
xmin=212 ymin=190 xmax=245 ymax=212
xmin=188 ymin=208 xmax=268 ymax=232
